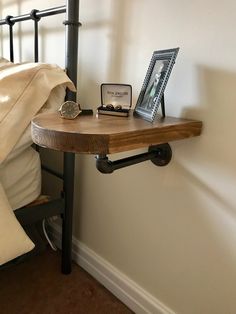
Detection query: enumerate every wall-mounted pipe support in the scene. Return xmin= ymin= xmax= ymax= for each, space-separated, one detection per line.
xmin=96 ymin=143 xmax=172 ymax=174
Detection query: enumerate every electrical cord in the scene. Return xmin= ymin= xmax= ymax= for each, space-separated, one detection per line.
xmin=42 ymin=219 xmax=57 ymax=251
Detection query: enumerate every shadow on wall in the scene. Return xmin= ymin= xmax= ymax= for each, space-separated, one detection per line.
xmin=156 ymin=118 xmax=236 ymax=313
xmin=180 ymin=65 xmax=236 ymax=172
xmin=106 ymin=0 xmax=134 ymax=81
xmin=81 ymin=0 xmax=134 ymax=82
xmin=78 ymin=0 xmax=134 ymax=108
xmin=172 ymin=64 xmax=236 ymax=239
xmin=0 ymin=0 xmax=22 ymax=60
xmin=146 ymin=158 xmax=236 ymax=313
xmin=0 ymin=1 xmax=65 ymax=63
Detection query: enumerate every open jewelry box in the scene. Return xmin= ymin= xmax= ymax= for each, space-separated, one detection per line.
xmin=97 ymin=83 xmax=132 ymax=117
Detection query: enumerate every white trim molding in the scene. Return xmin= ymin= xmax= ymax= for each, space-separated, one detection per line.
xmin=48 ymin=222 xmax=175 ymax=314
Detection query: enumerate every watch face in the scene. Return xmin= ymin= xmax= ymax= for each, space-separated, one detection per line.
xmin=59 ymin=101 xmax=81 ymax=119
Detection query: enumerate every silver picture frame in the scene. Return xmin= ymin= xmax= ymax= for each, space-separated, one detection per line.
xmin=134 ymin=48 xmax=179 ymax=122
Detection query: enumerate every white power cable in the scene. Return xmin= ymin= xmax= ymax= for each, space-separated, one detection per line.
xmin=42 ymin=219 xmax=57 ymax=251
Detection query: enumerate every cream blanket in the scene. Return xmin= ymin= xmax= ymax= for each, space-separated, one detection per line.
xmin=0 ymin=59 xmax=75 ymax=265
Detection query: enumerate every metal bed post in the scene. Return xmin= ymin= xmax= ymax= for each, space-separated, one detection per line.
xmin=61 ymin=0 xmax=80 ymax=274
xmin=30 ymin=9 xmax=41 ymax=62
xmin=5 ymin=15 xmax=15 ymax=62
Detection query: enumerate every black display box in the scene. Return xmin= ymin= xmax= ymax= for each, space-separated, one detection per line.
xmin=97 ymin=83 xmax=132 ymax=117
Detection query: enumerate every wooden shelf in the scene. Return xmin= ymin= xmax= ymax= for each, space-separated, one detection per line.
xmin=31 ymin=112 xmax=202 ymax=155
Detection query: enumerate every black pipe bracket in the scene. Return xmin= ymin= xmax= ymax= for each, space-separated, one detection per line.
xmin=96 ymin=143 xmax=172 ymax=174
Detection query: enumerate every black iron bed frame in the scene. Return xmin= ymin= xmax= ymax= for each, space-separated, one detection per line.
xmin=0 ymin=0 xmax=79 ymax=274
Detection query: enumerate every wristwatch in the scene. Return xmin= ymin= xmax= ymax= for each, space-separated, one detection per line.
xmin=59 ymin=101 xmax=82 ymax=119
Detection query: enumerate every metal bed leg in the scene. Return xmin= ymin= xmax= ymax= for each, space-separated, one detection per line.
xmin=61 ymin=0 xmax=80 ymax=274
xmin=61 ymin=152 xmax=75 ymax=274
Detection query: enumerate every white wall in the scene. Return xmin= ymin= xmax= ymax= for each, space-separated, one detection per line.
xmin=2 ymin=0 xmax=236 ymax=313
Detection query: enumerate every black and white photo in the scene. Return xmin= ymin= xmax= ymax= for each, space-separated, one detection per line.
xmin=134 ymin=48 xmax=179 ymax=122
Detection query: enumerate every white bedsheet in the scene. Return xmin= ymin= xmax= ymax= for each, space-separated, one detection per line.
xmin=0 ymin=59 xmax=75 ymax=265
xmin=1 ymin=83 xmax=68 ymax=211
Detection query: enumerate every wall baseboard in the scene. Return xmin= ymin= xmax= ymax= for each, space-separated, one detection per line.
xmin=48 ymin=222 xmax=175 ymax=314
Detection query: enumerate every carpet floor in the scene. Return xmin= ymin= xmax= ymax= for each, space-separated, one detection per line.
xmin=0 ymin=248 xmax=133 ymax=314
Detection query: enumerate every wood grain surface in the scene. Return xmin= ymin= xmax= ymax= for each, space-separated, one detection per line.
xmin=31 ymin=112 xmax=203 ymax=155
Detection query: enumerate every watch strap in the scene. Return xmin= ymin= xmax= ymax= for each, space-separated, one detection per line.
xmin=80 ymin=109 xmax=93 ymax=115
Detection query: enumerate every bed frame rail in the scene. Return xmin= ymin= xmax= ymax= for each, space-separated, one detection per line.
xmin=15 ymin=199 xmax=65 ymax=227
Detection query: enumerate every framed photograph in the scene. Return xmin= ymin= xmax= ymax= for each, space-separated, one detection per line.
xmin=134 ymin=48 xmax=179 ymax=122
